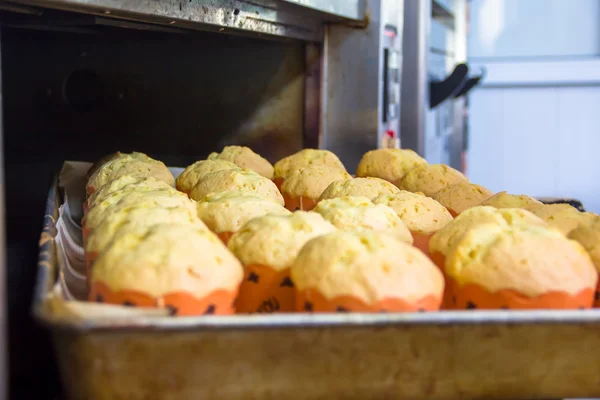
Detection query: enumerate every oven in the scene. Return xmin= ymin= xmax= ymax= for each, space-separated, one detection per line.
xmin=0 ymin=1 xmax=403 ymax=398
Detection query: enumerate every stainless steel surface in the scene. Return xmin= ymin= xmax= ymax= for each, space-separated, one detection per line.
xmin=401 ymin=0 xmax=467 ymax=170
xmin=6 ymin=0 xmax=367 ymax=41
xmin=321 ymin=0 xmax=404 ymax=172
xmin=0 ymin=29 xmax=7 ymax=400
xmin=400 ymin=0 xmax=429 ymax=156
xmin=280 ymin=0 xmax=365 ymax=20
xmin=35 ymin=180 xmax=600 ymax=399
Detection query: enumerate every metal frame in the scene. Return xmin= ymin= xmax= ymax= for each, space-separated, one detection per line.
xmin=2 ymin=0 xmax=367 ymax=41
xmin=0 ymin=29 xmax=6 ymax=400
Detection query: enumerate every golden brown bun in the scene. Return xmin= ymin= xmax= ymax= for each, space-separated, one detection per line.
xmin=356 ymin=148 xmax=427 ymax=182
xmin=280 ymin=166 xmax=352 ymax=200
xmin=373 ymin=191 xmax=453 ymax=235
xmin=273 ymin=149 xmax=346 ymax=181
xmin=189 ymin=169 xmax=284 ymax=205
xmin=176 ymin=159 xmax=239 ymax=194
xmin=479 ymin=191 xmax=542 ymax=209
xmin=208 ymin=145 xmax=273 ymax=179
xmin=84 ymin=189 xmax=196 ymax=232
xmin=429 ymin=206 xmax=547 ymax=257
xmin=313 ymin=196 xmax=413 ymax=243
xmin=446 ymin=224 xmax=597 ymax=297
xmin=86 ymin=152 xmax=124 ymax=180
xmin=291 ymin=231 xmax=443 ymax=303
xmin=525 ymin=203 xmax=589 ymax=235
xmin=228 ymin=211 xmax=337 ymax=270
xmin=318 ymin=177 xmax=400 ymax=202
xmin=568 ymin=214 xmax=600 ymax=272
xmin=92 ymin=222 xmax=243 ymax=297
xmin=87 ymin=153 xmax=174 ymax=194
xmin=86 ymin=204 xmax=201 ymax=255
xmin=431 ymin=183 xmax=494 ymax=215
xmin=87 ymin=176 xmax=177 ymax=212
xmin=196 ymin=191 xmax=291 ymax=234
xmin=396 ymin=164 xmax=468 ymax=196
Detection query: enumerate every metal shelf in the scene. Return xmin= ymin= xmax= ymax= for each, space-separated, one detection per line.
xmin=1 ymin=0 xmax=367 ymax=41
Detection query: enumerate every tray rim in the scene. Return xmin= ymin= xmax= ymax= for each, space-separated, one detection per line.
xmin=33 ymin=179 xmax=600 ymax=334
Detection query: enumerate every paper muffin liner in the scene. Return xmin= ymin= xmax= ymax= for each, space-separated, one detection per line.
xmin=235 ymin=264 xmax=295 ymax=313
xmin=281 ymin=193 xmax=318 ymax=211
xmin=447 ymin=279 xmax=595 ymax=310
xmin=216 ymin=231 xmax=235 ymax=245
xmin=429 ymin=251 xmax=454 ymax=309
xmin=273 ymin=177 xmax=284 ymax=191
xmin=411 ymin=232 xmax=433 ymax=256
xmin=90 ymin=281 xmax=237 ymax=316
xmin=296 ymin=289 xmax=441 ymax=312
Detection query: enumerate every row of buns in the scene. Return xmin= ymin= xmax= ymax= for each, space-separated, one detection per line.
xmin=80 ymin=146 xmax=600 ymax=315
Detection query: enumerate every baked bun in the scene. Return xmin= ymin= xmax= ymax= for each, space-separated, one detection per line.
xmin=208 ymin=145 xmax=274 ymax=179
xmin=373 ymin=191 xmax=453 ymax=254
xmin=396 ymin=164 xmax=468 ymax=196
xmin=273 ymin=149 xmax=346 ymax=188
xmin=479 ymin=191 xmax=542 ymax=209
xmin=280 ymin=166 xmax=352 ymax=211
xmin=525 ymin=203 xmax=588 ymax=235
xmin=318 ymin=177 xmax=400 ymax=202
xmin=86 ymin=152 xmax=174 ymax=196
xmin=86 ymin=151 xmax=124 ymax=180
xmin=176 ymin=159 xmax=239 ymax=194
xmin=445 ymin=224 xmax=597 ymax=309
xmin=431 ymin=183 xmax=494 ymax=216
xmin=83 ymin=189 xmax=195 ymax=244
xmin=429 ymin=206 xmax=547 ymax=308
xmin=313 ymin=196 xmax=412 ymax=243
xmin=356 ymin=148 xmax=427 ymax=182
xmin=85 ymin=204 xmax=201 ymax=279
xmin=85 ymin=176 xmax=176 ymax=214
xmin=189 ymin=169 xmax=284 ymax=205
xmin=196 ymin=191 xmax=291 ymax=244
xmin=568 ymin=215 xmax=600 ymax=306
xmin=90 ymin=223 xmax=243 ymax=315
xmin=228 ymin=212 xmax=336 ymax=313
xmin=291 ymin=231 xmax=444 ymax=312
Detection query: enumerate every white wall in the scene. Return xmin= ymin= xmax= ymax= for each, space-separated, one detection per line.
xmin=466 ymin=0 xmax=600 ymax=213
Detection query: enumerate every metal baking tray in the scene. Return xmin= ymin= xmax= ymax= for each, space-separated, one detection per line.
xmin=34 ymin=179 xmax=600 ymax=400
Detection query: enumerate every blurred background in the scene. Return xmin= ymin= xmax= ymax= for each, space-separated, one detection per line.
xmin=466 ymin=0 xmax=600 ymax=213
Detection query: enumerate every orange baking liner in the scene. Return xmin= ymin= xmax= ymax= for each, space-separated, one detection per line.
xmin=236 ymin=264 xmax=295 ymax=313
xmin=411 ymin=232 xmax=433 ymax=256
xmin=429 ymin=251 xmax=454 ymax=309
xmin=282 ymin=193 xmax=317 ymax=211
xmin=447 ymin=278 xmax=595 ymax=310
xmin=273 ymin=177 xmax=284 ymax=191
xmin=90 ymin=281 xmax=237 ymax=315
xmin=216 ymin=231 xmax=234 ymax=245
xmin=296 ymin=289 xmax=441 ymax=312
xmin=447 ymin=208 xmax=459 ymax=218
xmin=595 ymin=280 xmax=600 ymax=308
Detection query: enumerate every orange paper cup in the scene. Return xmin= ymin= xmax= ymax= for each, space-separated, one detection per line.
xmin=429 ymin=251 xmax=455 ymax=310
xmin=90 ymin=281 xmax=238 ymax=315
xmin=296 ymin=289 xmax=441 ymax=313
xmin=235 ymin=264 xmax=296 ymax=313
xmin=447 ymin=278 xmax=594 ymax=310
xmin=217 ymin=231 xmax=235 ymax=245
xmin=411 ymin=232 xmax=433 ymax=256
xmin=282 ymin=193 xmax=317 ymax=211
xmin=595 ymin=280 xmax=600 ymax=308
xmin=273 ymin=177 xmax=284 ymax=191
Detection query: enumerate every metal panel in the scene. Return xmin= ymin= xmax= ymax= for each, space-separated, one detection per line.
xmin=0 ymin=29 xmax=7 ymax=400
xmin=400 ymin=0 xmax=429 ymax=156
xmin=320 ymin=0 xmax=403 ymax=172
xmin=6 ymin=0 xmax=367 ymax=41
